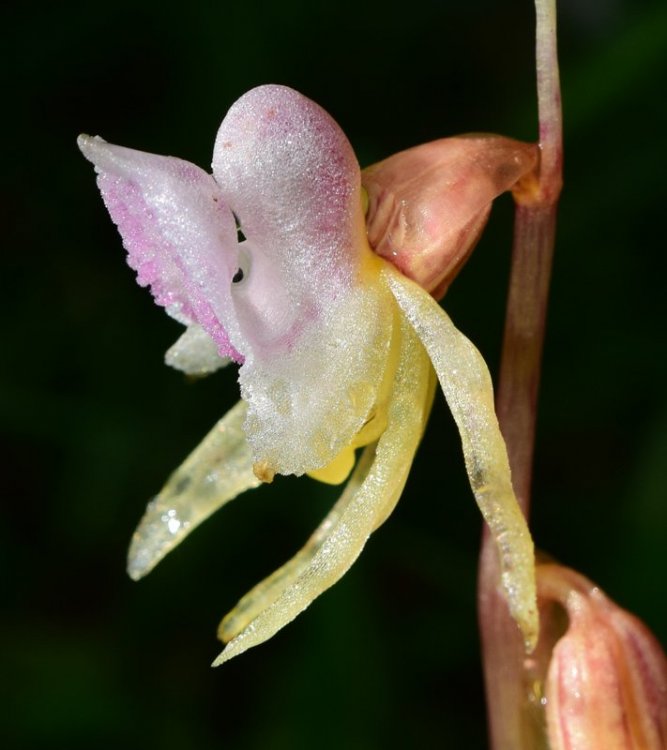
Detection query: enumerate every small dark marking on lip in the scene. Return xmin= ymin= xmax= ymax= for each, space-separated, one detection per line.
xmin=362 ymin=410 xmax=376 ymax=428
xmin=232 ymin=211 xmax=246 ymax=242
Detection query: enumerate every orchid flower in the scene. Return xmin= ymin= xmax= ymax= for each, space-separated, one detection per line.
xmin=78 ymin=84 xmax=538 ymax=665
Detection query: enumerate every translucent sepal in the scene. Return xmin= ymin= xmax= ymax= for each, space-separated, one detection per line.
xmin=386 ymin=266 xmax=538 ymax=650
xmin=213 ymin=312 xmax=434 ymax=665
xmin=127 ymin=400 xmax=261 ymax=580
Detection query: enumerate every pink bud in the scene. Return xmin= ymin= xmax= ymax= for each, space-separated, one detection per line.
xmin=538 ymin=564 xmax=667 ymax=749
xmin=362 ymin=135 xmax=538 ymax=299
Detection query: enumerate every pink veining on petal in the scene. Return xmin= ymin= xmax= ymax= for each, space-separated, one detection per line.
xmin=100 ymin=174 xmax=242 ymax=362
xmin=101 ymin=176 xmax=188 ymax=307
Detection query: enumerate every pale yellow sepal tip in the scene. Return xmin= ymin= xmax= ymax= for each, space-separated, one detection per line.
xmin=210 ymin=310 xmax=433 ymax=666
xmin=384 ymin=266 xmax=539 ymax=652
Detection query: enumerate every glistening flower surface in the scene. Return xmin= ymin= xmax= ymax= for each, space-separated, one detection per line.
xmin=78 ymin=84 xmax=537 ymax=664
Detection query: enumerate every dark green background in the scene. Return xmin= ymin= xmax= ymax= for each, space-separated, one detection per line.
xmin=3 ymin=1 xmax=666 ymax=747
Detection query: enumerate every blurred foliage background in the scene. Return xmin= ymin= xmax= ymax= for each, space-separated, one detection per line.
xmin=2 ymin=0 xmax=666 ymax=747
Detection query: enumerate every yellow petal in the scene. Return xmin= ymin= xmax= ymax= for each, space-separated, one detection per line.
xmin=213 ymin=312 xmax=434 ymax=665
xmin=306 ymin=445 xmax=356 ymax=485
xmin=127 ymin=400 xmax=261 ymax=580
xmin=385 ymin=266 xmax=538 ymax=651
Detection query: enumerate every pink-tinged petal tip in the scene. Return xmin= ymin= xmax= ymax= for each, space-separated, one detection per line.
xmin=213 ymin=85 xmax=364 ymax=291
xmin=77 ymin=134 xmax=243 ymax=362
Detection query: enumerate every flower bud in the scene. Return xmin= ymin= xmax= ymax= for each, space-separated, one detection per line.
xmin=362 ymin=135 xmax=538 ymax=299
xmin=538 ymin=564 xmax=667 ymax=749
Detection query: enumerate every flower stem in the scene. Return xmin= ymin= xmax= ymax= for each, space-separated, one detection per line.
xmin=478 ymin=1 xmax=562 ymax=748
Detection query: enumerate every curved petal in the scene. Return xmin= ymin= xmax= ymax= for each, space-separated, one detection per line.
xmin=385 ymin=266 xmax=538 ymax=650
xmin=213 ymin=312 xmax=434 ymax=665
xmin=217 ymin=444 xmax=375 ymax=650
xmin=212 ymin=85 xmax=365 ymax=355
xmin=77 ymin=135 xmax=243 ymax=361
xmin=213 ymin=85 xmax=362 ymax=283
xmin=363 ymin=136 xmax=538 ymax=299
xmin=127 ymin=401 xmax=261 ymax=580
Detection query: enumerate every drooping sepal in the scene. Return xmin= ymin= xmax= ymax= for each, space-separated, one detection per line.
xmin=127 ymin=401 xmax=261 ymax=580
xmin=213 ymin=308 xmax=435 ymax=664
xmin=386 ymin=266 xmax=538 ymax=650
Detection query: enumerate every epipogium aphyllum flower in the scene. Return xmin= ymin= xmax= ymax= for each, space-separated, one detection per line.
xmin=78 ymin=83 xmax=540 ymax=665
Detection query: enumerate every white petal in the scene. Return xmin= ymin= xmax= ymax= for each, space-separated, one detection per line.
xmin=385 ymin=267 xmax=538 ymax=650
xmin=127 ymin=401 xmax=260 ymax=580
xmin=213 ymin=313 xmax=434 ymax=664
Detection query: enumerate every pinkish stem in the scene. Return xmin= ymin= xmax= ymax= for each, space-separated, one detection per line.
xmin=478 ymin=1 xmax=562 ymax=748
